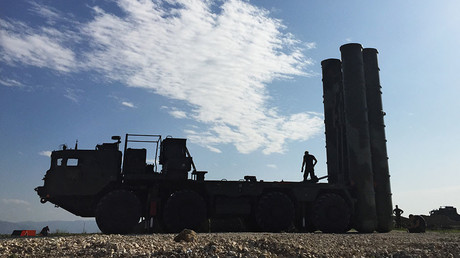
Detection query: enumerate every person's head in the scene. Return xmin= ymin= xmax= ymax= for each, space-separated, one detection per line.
xmin=305 ymin=151 xmax=309 ymax=154
xmin=396 ymin=205 xmax=399 ymax=208
xmin=409 ymin=214 xmax=414 ymax=219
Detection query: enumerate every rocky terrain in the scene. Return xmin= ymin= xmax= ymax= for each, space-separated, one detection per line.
xmin=1 ymin=231 xmax=459 ymax=257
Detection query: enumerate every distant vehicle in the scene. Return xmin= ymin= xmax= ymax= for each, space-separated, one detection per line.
xmin=36 ymin=43 xmax=393 ymax=234
xmin=423 ymin=206 xmax=460 ymax=229
xmin=429 ymin=206 xmax=460 ymax=221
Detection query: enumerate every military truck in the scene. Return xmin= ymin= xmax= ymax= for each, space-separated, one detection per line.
xmin=36 ymin=43 xmax=393 ymax=234
xmin=423 ymin=206 xmax=460 ymax=229
xmin=429 ymin=206 xmax=460 ymax=221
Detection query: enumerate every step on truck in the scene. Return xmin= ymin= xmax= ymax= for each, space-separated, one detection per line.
xmin=36 ymin=43 xmax=393 ymax=234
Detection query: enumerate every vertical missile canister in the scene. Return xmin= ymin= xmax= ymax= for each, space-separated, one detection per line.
xmin=363 ymin=48 xmax=393 ymax=232
xmin=321 ymin=59 xmax=347 ymax=184
xmin=340 ymin=43 xmax=377 ymax=233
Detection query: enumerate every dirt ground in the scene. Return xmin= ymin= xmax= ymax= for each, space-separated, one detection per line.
xmin=1 ymin=231 xmax=459 ymax=257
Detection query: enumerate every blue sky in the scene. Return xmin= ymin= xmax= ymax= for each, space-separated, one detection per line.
xmin=1 ymin=0 xmax=459 ymax=222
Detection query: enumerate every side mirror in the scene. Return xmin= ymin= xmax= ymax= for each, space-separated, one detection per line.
xmin=111 ymin=136 xmax=121 ymax=143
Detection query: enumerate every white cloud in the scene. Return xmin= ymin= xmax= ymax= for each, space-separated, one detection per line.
xmin=121 ymin=101 xmax=136 ymax=108
xmin=0 ymin=0 xmax=323 ymax=154
xmin=79 ymin=0 xmax=321 ymax=154
xmin=304 ymin=42 xmax=317 ymax=49
xmin=267 ymin=164 xmax=277 ymax=169
xmin=64 ymin=88 xmax=83 ymax=103
xmin=0 ymin=78 xmax=23 ymax=87
xmin=39 ymin=151 xmax=52 ymax=157
xmin=108 ymin=95 xmax=136 ymax=108
xmin=206 ymin=145 xmax=222 ymax=153
xmin=29 ymin=1 xmax=61 ymax=23
xmin=2 ymin=198 xmax=30 ymax=206
xmin=163 ymin=106 xmax=188 ymax=119
xmin=0 ymin=19 xmax=78 ymax=72
xmin=169 ymin=110 xmax=188 ymax=119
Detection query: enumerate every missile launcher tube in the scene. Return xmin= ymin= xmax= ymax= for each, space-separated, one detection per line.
xmin=363 ymin=48 xmax=393 ymax=232
xmin=339 ymin=43 xmax=377 ymax=233
xmin=321 ymin=59 xmax=348 ymax=185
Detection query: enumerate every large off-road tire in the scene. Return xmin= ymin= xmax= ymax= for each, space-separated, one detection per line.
xmin=162 ymin=190 xmax=207 ymax=233
xmin=256 ymin=192 xmax=295 ymax=232
xmin=95 ymin=190 xmax=141 ymax=234
xmin=313 ymin=193 xmax=350 ymax=233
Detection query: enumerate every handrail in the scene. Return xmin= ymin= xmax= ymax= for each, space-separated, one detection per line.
xmin=123 ymin=134 xmax=162 ymax=173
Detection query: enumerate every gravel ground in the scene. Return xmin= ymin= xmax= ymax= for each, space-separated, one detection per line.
xmin=1 ymin=231 xmax=459 ymax=257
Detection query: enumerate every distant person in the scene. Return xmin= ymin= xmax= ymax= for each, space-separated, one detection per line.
xmin=407 ymin=214 xmax=426 ymax=233
xmin=393 ymin=205 xmax=404 ymax=228
xmin=39 ymin=226 xmax=50 ymax=236
xmin=301 ymin=151 xmax=317 ymax=182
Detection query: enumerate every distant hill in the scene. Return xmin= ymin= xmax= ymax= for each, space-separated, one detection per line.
xmin=0 ymin=220 xmax=100 ymax=234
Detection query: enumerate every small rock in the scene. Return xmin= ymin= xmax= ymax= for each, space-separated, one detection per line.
xmin=174 ymin=229 xmax=197 ymax=242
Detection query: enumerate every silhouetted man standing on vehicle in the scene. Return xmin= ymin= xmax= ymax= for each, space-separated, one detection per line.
xmin=301 ymin=151 xmax=317 ymax=182
xmin=393 ymin=205 xmax=404 ymax=228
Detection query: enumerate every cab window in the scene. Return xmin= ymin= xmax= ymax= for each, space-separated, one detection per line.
xmin=67 ymin=158 xmax=79 ymax=167
xmin=56 ymin=158 xmax=80 ymax=167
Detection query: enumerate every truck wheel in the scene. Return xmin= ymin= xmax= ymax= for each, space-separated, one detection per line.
xmin=313 ymin=193 xmax=350 ymax=233
xmin=95 ymin=190 xmax=141 ymax=234
xmin=256 ymin=192 xmax=294 ymax=232
xmin=163 ymin=190 xmax=207 ymax=233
